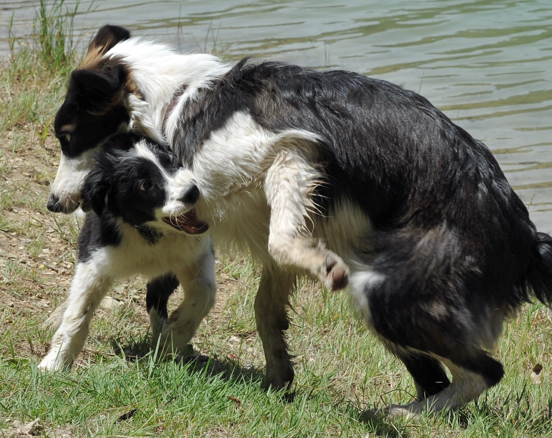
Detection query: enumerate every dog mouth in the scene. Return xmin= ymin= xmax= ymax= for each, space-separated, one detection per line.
xmin=47 ymin=191 xmax=84 ymax=214
xmin=80 ymin=199 xmax=91 ymax=213
xmin=162 ymin=210 xmax=209 ymax=235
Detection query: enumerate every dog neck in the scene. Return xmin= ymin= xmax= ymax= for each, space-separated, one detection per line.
xmin=106 ymin=38 xmax=232 ymax=145
xmin=135 ymin=224 xmax=164 ymax=244
xmin=162 ymin=85 xmax=188 ymax=135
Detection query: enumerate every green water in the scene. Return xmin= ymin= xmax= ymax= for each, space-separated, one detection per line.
xmin=2 ymin=0 xmax=551 ymax=229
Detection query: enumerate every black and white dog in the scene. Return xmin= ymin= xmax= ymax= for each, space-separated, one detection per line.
xmin=45 ymin=25 xmax=552 ymax=415
xmin=40 ymin=134 xmax=215 ymax=371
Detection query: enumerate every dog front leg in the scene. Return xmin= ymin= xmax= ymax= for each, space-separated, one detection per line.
xmin=146 ymin=273 xmax=180 ymax=349
xmin=255 ymin=264 xmax=296 ymax=390
xmin=265 ymin=150 xmax=349 ymax=291
xmin=39 ymin=262 xmax=112 ymax=371
xmin=159 ymin=248 xmax=216 ymax=356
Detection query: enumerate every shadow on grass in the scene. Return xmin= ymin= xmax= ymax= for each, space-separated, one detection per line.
xmin=109 ymin=336 xmax=415 ymax=437
xmin=109 ymin=335 xmax=266 ymax=387
xmin=351 ymin=407 xmax=411 ymax=438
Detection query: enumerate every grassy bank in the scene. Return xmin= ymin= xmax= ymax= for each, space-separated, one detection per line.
xmin=1 ymin=2 xmax=551 ymax=437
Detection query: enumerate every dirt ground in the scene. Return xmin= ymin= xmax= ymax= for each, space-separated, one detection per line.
xmin=0 ymin=129 xmax=78 ymax=358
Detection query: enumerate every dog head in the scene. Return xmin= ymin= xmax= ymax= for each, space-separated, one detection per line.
xmin=48 ymin=25 xmax=133 ymax=214
xmin=83 ymin=134 xmax=208 ymax=235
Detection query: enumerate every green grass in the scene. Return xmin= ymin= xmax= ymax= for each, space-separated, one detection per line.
xmin=2 ymin=281 xmax=551 ymax=437
xmin=1 ymin=0 xmax=79 ymax=134
xmin=1 ymin=1 xmax=551 ymax=437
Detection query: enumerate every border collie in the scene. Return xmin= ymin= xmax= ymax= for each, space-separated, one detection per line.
xmin=45 ymin=25 xmax=552 ymax=415
xmin=40 ymin=134 xmax=215 ymax=371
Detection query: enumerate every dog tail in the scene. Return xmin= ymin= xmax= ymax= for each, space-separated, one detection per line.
xmin=522 ymin=231 xmax=552 ymax=307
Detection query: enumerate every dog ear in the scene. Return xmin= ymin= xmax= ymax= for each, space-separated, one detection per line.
xmin=83 ymin=161 xmax=112 ymax=216
xmin=73 ymin=25 xmax=130 ymax=112
xmin=70 ymin=63 xmax=127 ymax=112
xmin=71 ymin=65 xmax=125 ymax=96
xmin=87 ymin=25 xmax=131 ymax=56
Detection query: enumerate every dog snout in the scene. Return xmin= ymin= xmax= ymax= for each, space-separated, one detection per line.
xmin=47 ymin=193 xmax=62 ymax=212
xmin=180 ymin=184 xmax=200 ymax=205
xmin=47 ymin=192 xmax=80 ymax=214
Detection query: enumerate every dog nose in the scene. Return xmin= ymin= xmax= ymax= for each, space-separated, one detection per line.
xmin=47 ymin=193 xmax=62 ymax=212
xmin=181 ymin=184 xmax=200 ymax=205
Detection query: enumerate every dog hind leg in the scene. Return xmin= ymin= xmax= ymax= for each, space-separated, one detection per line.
xmin=396 ymin=351 xmax=451 ymax=400
xmin=387 ymin=351 xmax=503 ymax=417
xmin=351 ymin=268 xmax=504 ymax=416
xmin=254 ymin=264 xmax=296 ymax=390
xmin=265 ymin=149 xmax=349 ymax=291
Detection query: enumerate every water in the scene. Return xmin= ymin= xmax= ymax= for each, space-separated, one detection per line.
xmin=2 ymin=0 xmax=551 ymax=230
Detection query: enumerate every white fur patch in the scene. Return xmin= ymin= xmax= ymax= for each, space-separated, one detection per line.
xmin=161 ymin=167 xmax=198 ymax=218
xmin=314 ymin=199 xmax=373 ymax=264
xmin=349 ymin=270 xmax=386 ymax=326
xmin=107 ymin=38 xmax=232 ymax=146
xmin=166 ymin=112 xmax=334 ymax=282
xmin=191 ymin=112 xmax=320 ymax=201
xmin=49 ymin=146 xmax=100 ymax=209
xmin=39 ymin=256 xmax=113 ymax=370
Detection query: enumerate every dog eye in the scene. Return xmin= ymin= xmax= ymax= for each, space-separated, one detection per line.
xmin=139 ymin=180 xmax=152 ymax=191
xmin=58 ymin=133 xmax=71 ymax=143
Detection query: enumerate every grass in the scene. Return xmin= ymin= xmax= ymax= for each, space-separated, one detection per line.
xmin=1 ymin=1 xmax=552 ymax=437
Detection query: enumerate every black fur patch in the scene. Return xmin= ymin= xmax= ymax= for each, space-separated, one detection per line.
xmin=135 ymin=225 xmax=163 ymax=244
xmin=54 ymin=59 xmax=130 ymax=157
xmin=146 ymin=273 xmax=180 ymax=318
xmin=78 ymin=134 xmax=182 ymax=262
xmin=78 ymin=213 xmax=122 ymax=263
xmin=88 ymin=25 xmax=130 ymax=53
xmin=54 ymin=99 xmax=129 ymax=158
xmin=85 ymin=140 xmax=168 ymax=226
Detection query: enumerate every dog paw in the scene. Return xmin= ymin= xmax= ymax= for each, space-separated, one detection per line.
xmin=148 ymin=313 xmax=167 ymax=351
xmin=157 ymin=326 xmax=195 ymax=359
xmin=322 ymin=253 xmax=350 ymax=291
xmin=262 ymin=363 xmax=295 ymax=392
xmin=385 ymin=403 xmax=422 ymax=419
xmin=38 ymin=355 xmax=63 ymax=372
